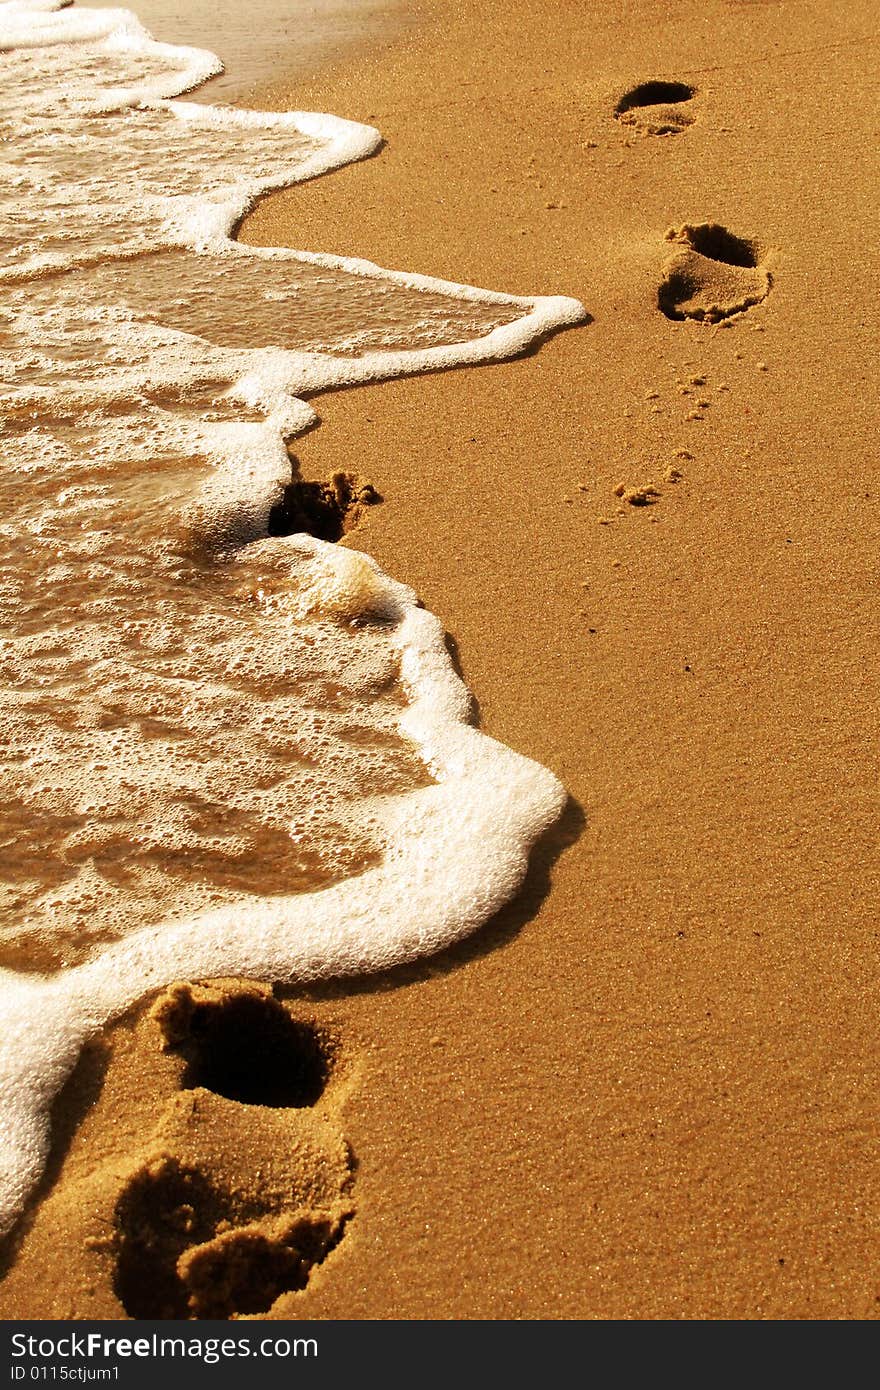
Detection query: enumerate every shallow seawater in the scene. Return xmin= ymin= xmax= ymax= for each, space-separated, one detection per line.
xmin=0 ymin=0 xmax=524 ymax=973
xmin=0 ymin=0 xmax=582 ymax=1232
xmin=0 ymin=469 xmax=433 ymax=970
xmin=86 ymin=0 xmax=410 ymax=101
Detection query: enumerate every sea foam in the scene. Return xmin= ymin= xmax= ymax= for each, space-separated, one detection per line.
xmin=0 ymin=0 xmax=586 ymax=1233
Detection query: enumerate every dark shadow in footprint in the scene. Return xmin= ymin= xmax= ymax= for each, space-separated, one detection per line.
xmin=153 ymin=982 xmax=331 ymax=1108
xmin=268 ymin=455 xmax=382 ymax=543
xmin=615 ymin=81 xmax=696 ymax=135
xmin=673 ymin=223 xmax=758 ymax=268
xmin=659 ymin=222 xmax=771 ymax=322
xmin=114 ymin=1156 xmax=344 ymax=1319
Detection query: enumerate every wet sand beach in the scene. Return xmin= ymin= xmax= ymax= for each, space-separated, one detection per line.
xmin=2 ymin=0 xmax=880 ymax=1319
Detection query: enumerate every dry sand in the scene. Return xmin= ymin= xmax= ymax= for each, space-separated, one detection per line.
xmin=2 ymin=0 xmax=880 ymax=1319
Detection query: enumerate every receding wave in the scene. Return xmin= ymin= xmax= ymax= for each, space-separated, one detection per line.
xmin=0 ymin=0 xmax=585 ymax=1232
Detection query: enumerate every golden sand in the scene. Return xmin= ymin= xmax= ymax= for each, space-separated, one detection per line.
xmin=2 ymin=0 xmax=879 ymax=1319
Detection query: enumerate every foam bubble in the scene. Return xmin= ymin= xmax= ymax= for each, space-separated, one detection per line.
xmin=0 ymin=0 xmax=585 ymax=1234
xmin=297 ymin=547 xmax=392 ymax=622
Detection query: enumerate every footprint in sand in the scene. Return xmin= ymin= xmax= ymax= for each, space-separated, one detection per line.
xmin=614 ymin=80 xmax=697 ymax=135
xmin=658 ymin=223 xmax=771 ymax=322
xmin=0 ymin=981 xmax=354 ymax=1320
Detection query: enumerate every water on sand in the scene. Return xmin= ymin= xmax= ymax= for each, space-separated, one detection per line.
xmin=0 ymin=0 xmax=584 ymax=1230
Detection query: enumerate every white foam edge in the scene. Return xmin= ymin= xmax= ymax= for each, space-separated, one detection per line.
xmin=212 ymin=279 xmax=585 ymax=417
xmin=0 ymin=1 xmax=219 ymax=98
xmin=0 ymin=537 xmax=566 ymax=1235
xmin=0 ymin=0 xmax=584 ymax=1236
xmin=0 ymin=8 xmax=586 ymax=379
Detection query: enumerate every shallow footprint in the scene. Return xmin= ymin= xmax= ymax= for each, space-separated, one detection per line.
xmin=658 ymin=223 xmax=771 ymax=322
xmin=615 ymin=80 xmax=696 ymax=135
xmin=0 ymin=980 xmax=354 ymax=1320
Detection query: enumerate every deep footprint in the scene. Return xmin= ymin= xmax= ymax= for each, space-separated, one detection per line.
xmin=0 ymin=979 xmax=354 ymax=1320
xmin=110 ymin=981 xmax=351 ymax=1319
xmin=658 ymin=223 xmax=771 ymax=322
xmin=153 ymin=980 xmax=331 ymax=1108
xmin=615 ymin=80 xmax=696 ymax=135
xmin=268 ymin=458 xmax=382 ymax=544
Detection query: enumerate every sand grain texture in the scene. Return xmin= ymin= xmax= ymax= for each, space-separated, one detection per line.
xmin=3 ymin=0 xmax=880 ymax=1319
